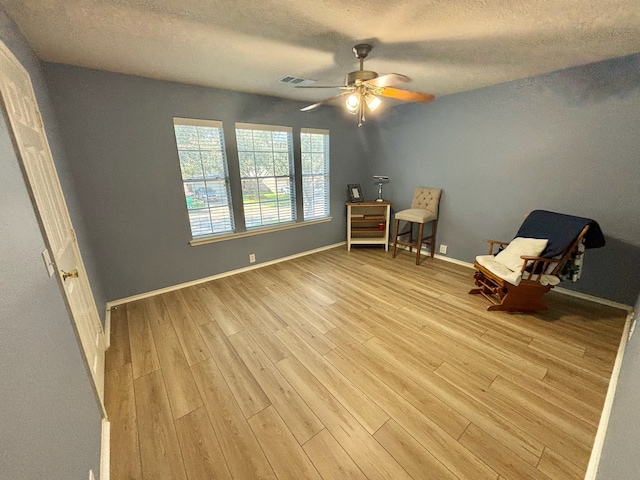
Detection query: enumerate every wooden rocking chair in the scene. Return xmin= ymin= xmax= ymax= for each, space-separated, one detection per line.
xmin=469 ymin=210 xmax=605 ymax=313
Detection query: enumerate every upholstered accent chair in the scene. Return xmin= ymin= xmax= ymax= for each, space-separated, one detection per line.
xmin=392 ymin=187 xmax=442 ymax=265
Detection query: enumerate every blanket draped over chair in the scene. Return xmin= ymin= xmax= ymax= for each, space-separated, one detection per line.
xmin=469 ymin=210 xmax=605 ymax=312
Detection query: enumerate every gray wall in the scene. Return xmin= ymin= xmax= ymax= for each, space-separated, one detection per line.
xmin=0 ymin=8 xmax=101 ymax=480
xmin=43 ymin=64 xmax=366 ymax=301
xmin=597 ymin=294 xmax=640 ymax=478
xmin=365 ymin=53 xmax=640 ymax=305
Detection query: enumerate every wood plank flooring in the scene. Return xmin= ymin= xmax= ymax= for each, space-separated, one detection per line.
xmin=105 ymin=246 xmax=626 ymax=480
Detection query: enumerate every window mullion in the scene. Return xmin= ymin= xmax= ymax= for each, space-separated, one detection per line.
xmin=223 ymin=122 xmax=246 ymax=233
xmin=292 ymin=126 xmax=303 ymax=223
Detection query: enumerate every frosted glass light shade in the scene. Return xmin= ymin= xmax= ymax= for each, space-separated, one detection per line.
xmin=365 ymin=94 xmax=381 ymax=111
xmin=345 ymin=93 xmax=360 ymax=113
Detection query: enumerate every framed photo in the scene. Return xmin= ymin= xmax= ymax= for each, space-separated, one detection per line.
xmin=347 ymin=183 xmax=364 ymax=202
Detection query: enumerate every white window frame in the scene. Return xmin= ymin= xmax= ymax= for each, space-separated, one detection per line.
xmin=173 ymin=117 xmax=234 ymax=238
xmin=172 ymin=120 xmax=334 ymax=246
xmin=301 ymin=128 xmax=330 ymax=220
xmin=235 ymin=122 xmax=296 ymax=229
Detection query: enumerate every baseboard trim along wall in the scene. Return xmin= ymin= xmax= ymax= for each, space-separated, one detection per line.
xmin=106 ymin=243 xmax=632 ymax=315
xmin=104 ymin=307 xmax=111 ymax=350
xmin=106 ymin=242 xmax=346 ymax=309
xmin=584 ymin=309 xmax=635 ymax=479
xmin=101 ymin=418 xmax=110 ymax=480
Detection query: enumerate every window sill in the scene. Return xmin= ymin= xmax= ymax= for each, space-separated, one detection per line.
xmin=189 ymin=217 xmax=333 ymax=246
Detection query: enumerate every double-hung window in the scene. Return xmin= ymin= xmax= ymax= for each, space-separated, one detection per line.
xmin=235 ymin=123 xmax=295 ymax=228
xmin=173 ymin=118 xmax=234 ymax=237
xmin=300 ymin=128 xmax=330 ymax=220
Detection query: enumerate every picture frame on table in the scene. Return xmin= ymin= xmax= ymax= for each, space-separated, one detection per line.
xmin=347 ymin=183 xmax=364 ymax=202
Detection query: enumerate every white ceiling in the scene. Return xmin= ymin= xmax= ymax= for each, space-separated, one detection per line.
xmin=3 ymin=0 xmax=640 ymax=107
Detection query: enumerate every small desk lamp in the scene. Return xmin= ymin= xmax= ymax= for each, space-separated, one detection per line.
xmin=373 ymin=176 xmax=389 ymax=202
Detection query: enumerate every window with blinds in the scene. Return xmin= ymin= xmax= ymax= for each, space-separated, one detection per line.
xmin=173 ymin=118 xmax=234 ymax=237
xmin=235 ymin=123 xmax=296 ymax=228
xmin=301 ymin=128 xmax=330 ymax=220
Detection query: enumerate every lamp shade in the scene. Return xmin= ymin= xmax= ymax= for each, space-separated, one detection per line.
xmin=345 ymin=93 xmax=360 ymax=113
xmin=365 ymin=94 xmax=381 ymax=111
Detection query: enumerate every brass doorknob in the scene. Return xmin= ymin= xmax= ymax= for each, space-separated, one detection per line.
xmin=61 ymin=268 xmax=79 ymax=280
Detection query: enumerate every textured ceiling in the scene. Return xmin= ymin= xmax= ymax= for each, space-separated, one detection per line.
xmin=3 ymin=0 xmax=640 ymax=106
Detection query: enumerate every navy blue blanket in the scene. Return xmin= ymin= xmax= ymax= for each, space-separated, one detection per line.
xmin=515 ymin=210 xmax=605 ymax=258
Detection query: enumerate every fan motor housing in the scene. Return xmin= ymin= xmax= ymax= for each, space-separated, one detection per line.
xmin=346 ymin=70 xmax=378 ymax=86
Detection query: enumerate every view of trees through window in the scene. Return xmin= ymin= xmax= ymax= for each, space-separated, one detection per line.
xmin=173 ymin=118 xmax=329 ymax=240
xmin=236 ymin=124 xmax=295 ymax=228
xmin=173 ymin=118 xmax=234 ymax=237
xmin=301 ymin=128 xmax=330 ymax=220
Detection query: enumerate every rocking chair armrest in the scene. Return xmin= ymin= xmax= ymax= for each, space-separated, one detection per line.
xmin=517 ymin=255 xmax=561 ymax=275
xmin=483 ymin=238 xmax=510 ymax=255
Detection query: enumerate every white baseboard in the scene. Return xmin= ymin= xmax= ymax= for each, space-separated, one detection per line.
xmin=434 ymin=253 xmax=474 ymax=269
xmin=100 ymin=418 xmax=110 ymax=480
xmin=106 ymin=242 xmax=346 ymax=308
xmin=584 ymin=309 xmax=635 ymax=479
xmin=553 ymin=287 xmax=633 ymax=312
xmin=106 ymin=241 xmax=632 ymax=312
xmin=104 ymin=307 xmax=111 ymax=350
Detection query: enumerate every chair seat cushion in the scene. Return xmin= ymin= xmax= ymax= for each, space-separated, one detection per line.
xmin=395 ymin=208 xmax=437 ymax=224
xmin=476 ymin=255 xmax=523 ymax=285
xmin=476 ymin=255 xmax=561 ymax=287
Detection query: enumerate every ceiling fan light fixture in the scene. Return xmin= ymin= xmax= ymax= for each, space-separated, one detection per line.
xmin=298 ymin=44 xmax=435 ymax=126
xmin=345 ymin=93 xmax=360 ymax=114
xmin=365 ymin=94 xmax=381 ymax=112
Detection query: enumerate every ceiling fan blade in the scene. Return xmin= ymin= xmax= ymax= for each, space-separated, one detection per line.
xmin=365 ymin=73 xmax=410 ymax=87
xmin=300 ymin=102 xmax=325 ymax=112
xmin=300 ymin=91 xmax=351 ymax=111
xmin=379 ymin=87 xmax=435 ymax=103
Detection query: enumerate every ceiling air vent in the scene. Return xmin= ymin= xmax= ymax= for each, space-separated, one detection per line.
xmin=279 ymin=75 xmax=316 ymax=87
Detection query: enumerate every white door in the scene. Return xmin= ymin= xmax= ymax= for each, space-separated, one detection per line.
xmin=0 ymin=41 xmax=106 ymax=413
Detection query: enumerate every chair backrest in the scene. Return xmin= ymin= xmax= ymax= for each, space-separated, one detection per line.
xmin=410 ymin=187 xmax=442 ymax=218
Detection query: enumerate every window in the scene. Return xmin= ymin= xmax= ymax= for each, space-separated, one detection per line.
xmin=301 ymin=128 xmax=330 ymax=220
xmin=173 ymin=119 xmax=331 ymax=243
xmin=173 ymin=118 xmax=234 ymax=237
xmin=235 ymin=123 xmax=295 ymax=228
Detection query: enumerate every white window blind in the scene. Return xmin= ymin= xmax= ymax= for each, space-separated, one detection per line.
xmin=235 ymin=123 xmax=296 ymax=228
xmin=173 ymin=118 xmax=234 ymax=237
xmin=301 ymin=128 xmax=330 ymax=220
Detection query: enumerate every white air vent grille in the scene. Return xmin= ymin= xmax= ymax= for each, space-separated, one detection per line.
xmin=279 ymin=75 xmax=316 ymax=87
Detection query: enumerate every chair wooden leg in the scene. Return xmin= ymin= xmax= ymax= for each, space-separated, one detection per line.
xmin=407 ymin=222 xmax=413 ymax=253
xmin=430 ymin=219 xmax=438 ymax=257
xmin=392 ymin=219 xmax=400 ymax=258
xmin=416 ymin=222 xmax=424 ymax=265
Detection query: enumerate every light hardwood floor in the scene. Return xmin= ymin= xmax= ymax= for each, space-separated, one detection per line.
xmin=105 ymin=246 xmax=626 ymax=480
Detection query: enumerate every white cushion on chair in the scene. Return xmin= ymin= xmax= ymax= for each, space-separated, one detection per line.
xmin=476 ymin=255 xmax=560 ymax=286
xmin=493 ymin=237 xmax=548 ymax=272
xmin=395 ymin=208 xmax=437 ymax=224
xmin=476 ymin=255 xmax=524 ymax=285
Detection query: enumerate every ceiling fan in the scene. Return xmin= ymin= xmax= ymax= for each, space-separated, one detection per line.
xmin=298 ymin=44 xmax=435 ymax=126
